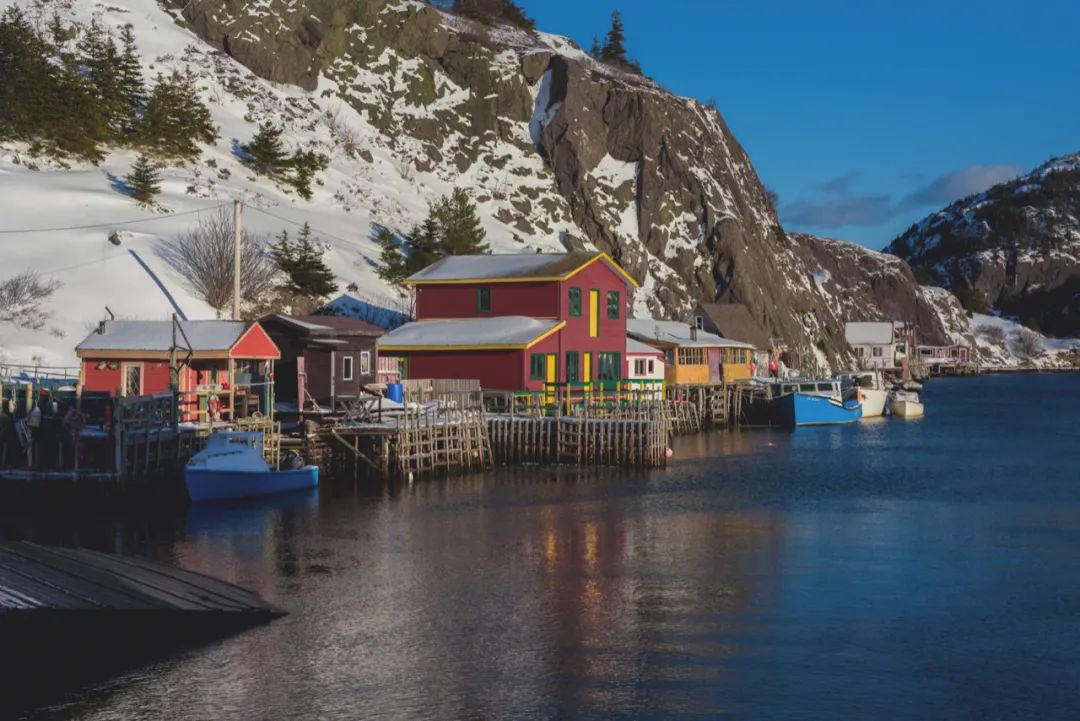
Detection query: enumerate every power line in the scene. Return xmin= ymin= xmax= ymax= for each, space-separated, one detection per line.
xmin=244 ymin=205 xmax=364 ymax=252
xmin=0 ymin=202 xmax=231 ymax=234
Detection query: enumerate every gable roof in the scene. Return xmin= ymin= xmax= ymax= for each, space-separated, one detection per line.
xmin=77 ymin=320 xmax=246 ymax=357
xmin=261 ymin=314 xmax=384 ymax=337
xmin=404 ymin=251 xmax=639 ymax=287
xmin=626 ymin=337 xmax=664 ymax=356
xmin=695 ymin=303 xmax=771 ymax=349
xmin=378 ymin=317 xmax=565 ymax=351
xmin=845 ymin=322 xmax=894 ymax=345
xmin=627 ymin=319 xmax=753 ymax=349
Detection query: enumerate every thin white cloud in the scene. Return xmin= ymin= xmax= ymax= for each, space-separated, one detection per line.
xmin=902 ymin=163 xmax=1021 ymax=208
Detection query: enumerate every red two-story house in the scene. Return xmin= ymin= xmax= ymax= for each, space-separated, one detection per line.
xmin=378 ymin=252 xmax=638 ymax=391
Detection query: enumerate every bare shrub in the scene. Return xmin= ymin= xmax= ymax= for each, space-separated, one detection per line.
xmin=0 ymin=271 xmax=62 ymax=330
xmin=977 ymin=324 xmax=1006 ymax=345
xmin=1016 ymin=328 xmax=1042 ymax=359
xmin=157 ymin=208 xmax=277 ymax=313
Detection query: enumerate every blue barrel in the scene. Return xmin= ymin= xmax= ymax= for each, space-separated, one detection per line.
xmin=386 ymin=383 xmax=404 ymax=404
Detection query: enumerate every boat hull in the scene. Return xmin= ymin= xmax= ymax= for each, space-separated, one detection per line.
xmin=776 ymin=393 xmax=863 ymax=427
xmin=889 ymin=399 xmax=924 ymax=418
xmin=185 ymin=466 xmax=319 ymax=502
xmin=858 ymin=388 xmax=888 ymax=418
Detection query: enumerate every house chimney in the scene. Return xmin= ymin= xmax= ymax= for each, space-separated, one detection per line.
xmin=690 ymin=324 xmax=698 ymax=341
xmin=98 ymin=320 xmax=107 ymax=335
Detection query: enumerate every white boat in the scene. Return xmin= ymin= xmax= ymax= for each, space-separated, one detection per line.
xmin=888 ymin=390 xmax=924 ymax=419
xmin=835 ymin=370 xmax=888 ymax=418
xmin=185 ymin=432 xmax=318 ymax=502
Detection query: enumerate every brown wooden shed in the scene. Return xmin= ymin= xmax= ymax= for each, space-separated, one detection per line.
xmin=259 ymin=315 xmax=384 ymax=410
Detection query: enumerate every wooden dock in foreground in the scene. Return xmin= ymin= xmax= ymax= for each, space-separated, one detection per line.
xmin=1 ymin=541 xmax=284 ymax=708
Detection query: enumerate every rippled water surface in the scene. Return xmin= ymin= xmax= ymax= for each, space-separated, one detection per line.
xmin=7 ymin=374 xmax=1080 ymax=720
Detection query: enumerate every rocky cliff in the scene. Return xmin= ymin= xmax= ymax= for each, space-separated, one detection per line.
xmin=179 ymin=0 xmax=880 ymax=362
xmin=887 ymin=153 xmax=1080 ymax=336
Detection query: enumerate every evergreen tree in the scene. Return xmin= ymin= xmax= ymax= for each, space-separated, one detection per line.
xmin=601 ymin=11 xmax=627 ymax=63
xmin=589 ymin=34 xmax=602 ymax=58
xmin=241 ymin=122 xmax=288 ymax=176
xmin=435 ymin=188 xmax=489 ymax=255
xmin=140 ymin=71 xmax=216 ymax=159
xmin=125 ymin=153 xmax=160 ymax=204
xmin=404 ymin=214 xmax=443 ymax=275
xmin=78 ymin=20 xmax=127 ymax=139
xmin=116 ymin=25 xmax=145 ymax=133
xmin=270 ymin=229 xmax=296 ymax=277
xmin=289 ymin=223 xmax=337 ymax=298
xmin=376 ymin=227 xmax=409 ymax=288
xmin=288 ymin=148 xmax=329 ymax=200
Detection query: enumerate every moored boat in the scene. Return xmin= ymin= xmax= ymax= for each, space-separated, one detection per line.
xmin=739 ymin=380 xmax=863 ymax=428
xmin=185 ymin=432 xmax=318 ymax=502
xmin=835 ymin=370 xmax=888 ymax=418
xmin=888 ymin=390 xmax=925 ymax=419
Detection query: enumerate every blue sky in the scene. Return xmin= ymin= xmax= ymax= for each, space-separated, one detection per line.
xmin=518 ymin=0 xmax=1080 ymax=248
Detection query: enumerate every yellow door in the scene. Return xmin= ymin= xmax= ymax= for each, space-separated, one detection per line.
xmin=589 ymin=290 xmax=599 ymax=337
xmin=545 ymin=353 xmax=557 ymax=404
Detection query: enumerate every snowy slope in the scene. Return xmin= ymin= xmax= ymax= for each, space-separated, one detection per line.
xmin=0 ymin=0 xmax=570 ymax=366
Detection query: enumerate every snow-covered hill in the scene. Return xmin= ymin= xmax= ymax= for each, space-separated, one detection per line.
xmin=887 ymin=152 xmax=1080 ymax=337
xmin=1 ymin=0 xmax=998 ymax=376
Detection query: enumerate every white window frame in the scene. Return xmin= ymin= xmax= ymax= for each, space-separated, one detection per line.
xmin=872 ymin=346 xmax=884 ymax=357
xmin=694 ymin=315 xmax=705 ymax=330
xmin=360 ymin=351 xmax=371 ymax=375
xmin=121 ymin=362 xmax=142 ymax=397
xmin=342 ymin=355 xmax=354 ymax=381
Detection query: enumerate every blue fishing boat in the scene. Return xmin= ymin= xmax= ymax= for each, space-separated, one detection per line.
xmin=773 ymin=387 xmax=863 ymax=427
xmin=185 ymin=432 xmax=318 ymax=502
xmin=738 ymin=380 xmax=862 ymax=427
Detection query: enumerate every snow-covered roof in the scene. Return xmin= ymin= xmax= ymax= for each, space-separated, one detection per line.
xmin=76 ymin=320 xmax=248 ymax=354
xmin=626 ymin=337 xmax=664 ymax=356
xmin=405 ymin=251 xmax=638 ymax=287
xmin=627 ymin=319 xmax=753 ymax=349
xmin=378 ymin=317 xmax=564 ymax=350
xmin=262 ymin=314 xmax=384 ymax=337
xmin=845 ymin=322 xmax=894 ymax=345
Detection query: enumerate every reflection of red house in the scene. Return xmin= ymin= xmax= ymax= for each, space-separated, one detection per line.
xmin=75 ymin=320 xmax=280 ymax=421
xmin=378 ymin=252 xmax=638 ymax=392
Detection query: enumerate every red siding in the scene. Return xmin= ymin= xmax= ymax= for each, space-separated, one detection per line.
xmin=553 ymin=260 xmax=627 ymax=382
xmin=404 ymin=349 xmax=525 ymax=391
xmin=142 ymin=361 xmax=172 ymax=393
xmin=231 ymin=322 xmax=280 ymax=359
xmin=415 ymin=282 xmax=559 ymax=319
xmin=82 ymin=361 xmax=122 ymax=394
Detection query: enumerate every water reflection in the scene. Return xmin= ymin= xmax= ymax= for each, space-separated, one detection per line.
xmin=7 ymin=374 xmax=1080 ymax=720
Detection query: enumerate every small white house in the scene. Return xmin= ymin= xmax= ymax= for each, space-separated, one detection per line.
xmin=845 ymin=321 xmax=912 ymax=369
xmin=626 ymin=337 xmax=665 ymax=397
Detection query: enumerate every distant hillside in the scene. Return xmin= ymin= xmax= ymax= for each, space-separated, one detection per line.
xmin=886 ymin=153 xmax=1080 ymax=336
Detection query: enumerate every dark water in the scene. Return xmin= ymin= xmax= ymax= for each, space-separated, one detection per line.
xmin=6 ymin=374 xmax=1080 ymax=721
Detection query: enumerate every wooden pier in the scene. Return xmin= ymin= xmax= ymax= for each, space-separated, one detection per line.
xmin=1 ymin=541 xmax=284 ymax=712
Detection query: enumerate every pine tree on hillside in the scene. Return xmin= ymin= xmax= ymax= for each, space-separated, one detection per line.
xmin=376 ymin=227 xmax=409 ymax=288
xmin=589 ymin=34 xmax=602 ymax=58
xmin=270 ymin=229 xmax=296 ymax=278
xmin=404 ymin=214 xmax=443 ymax=275
xmin=140 ymin=71 xmax=216 ymax=159
xmin=241 ymin=122 xmax=288 ymax=176
xmin=289 ymin=222 xmax=337 ymax=298
xmin=116 ymin=25 xmax=145 ymax=133
xmin=78 ymin=20 xmax=127 ymax=140
xmin=601 ymin=11 xmax=627 ymax=63
xmin=435 ymin=188 xmax=489 ymax=255
xmin=125 ymin=153 xmax=160 ymax=204
xmin=289 ymin=148 xmax=329 ymax=200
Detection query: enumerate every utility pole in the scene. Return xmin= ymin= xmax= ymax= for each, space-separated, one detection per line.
xmin=233 ymin=199 xmax=243 ymax=320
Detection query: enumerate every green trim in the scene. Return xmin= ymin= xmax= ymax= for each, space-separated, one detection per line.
xmin=565 ymin=350 xmax=579 ymax=384
xmin=477 ymin=287 xmax=491 ymax=313
xmin=568 ymin=287 xmax=582 ymax=317
xmin=606 ymin=290 xmax=620 ymax=320
xmin=529 ymin=353 xmax=546 ymax=380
